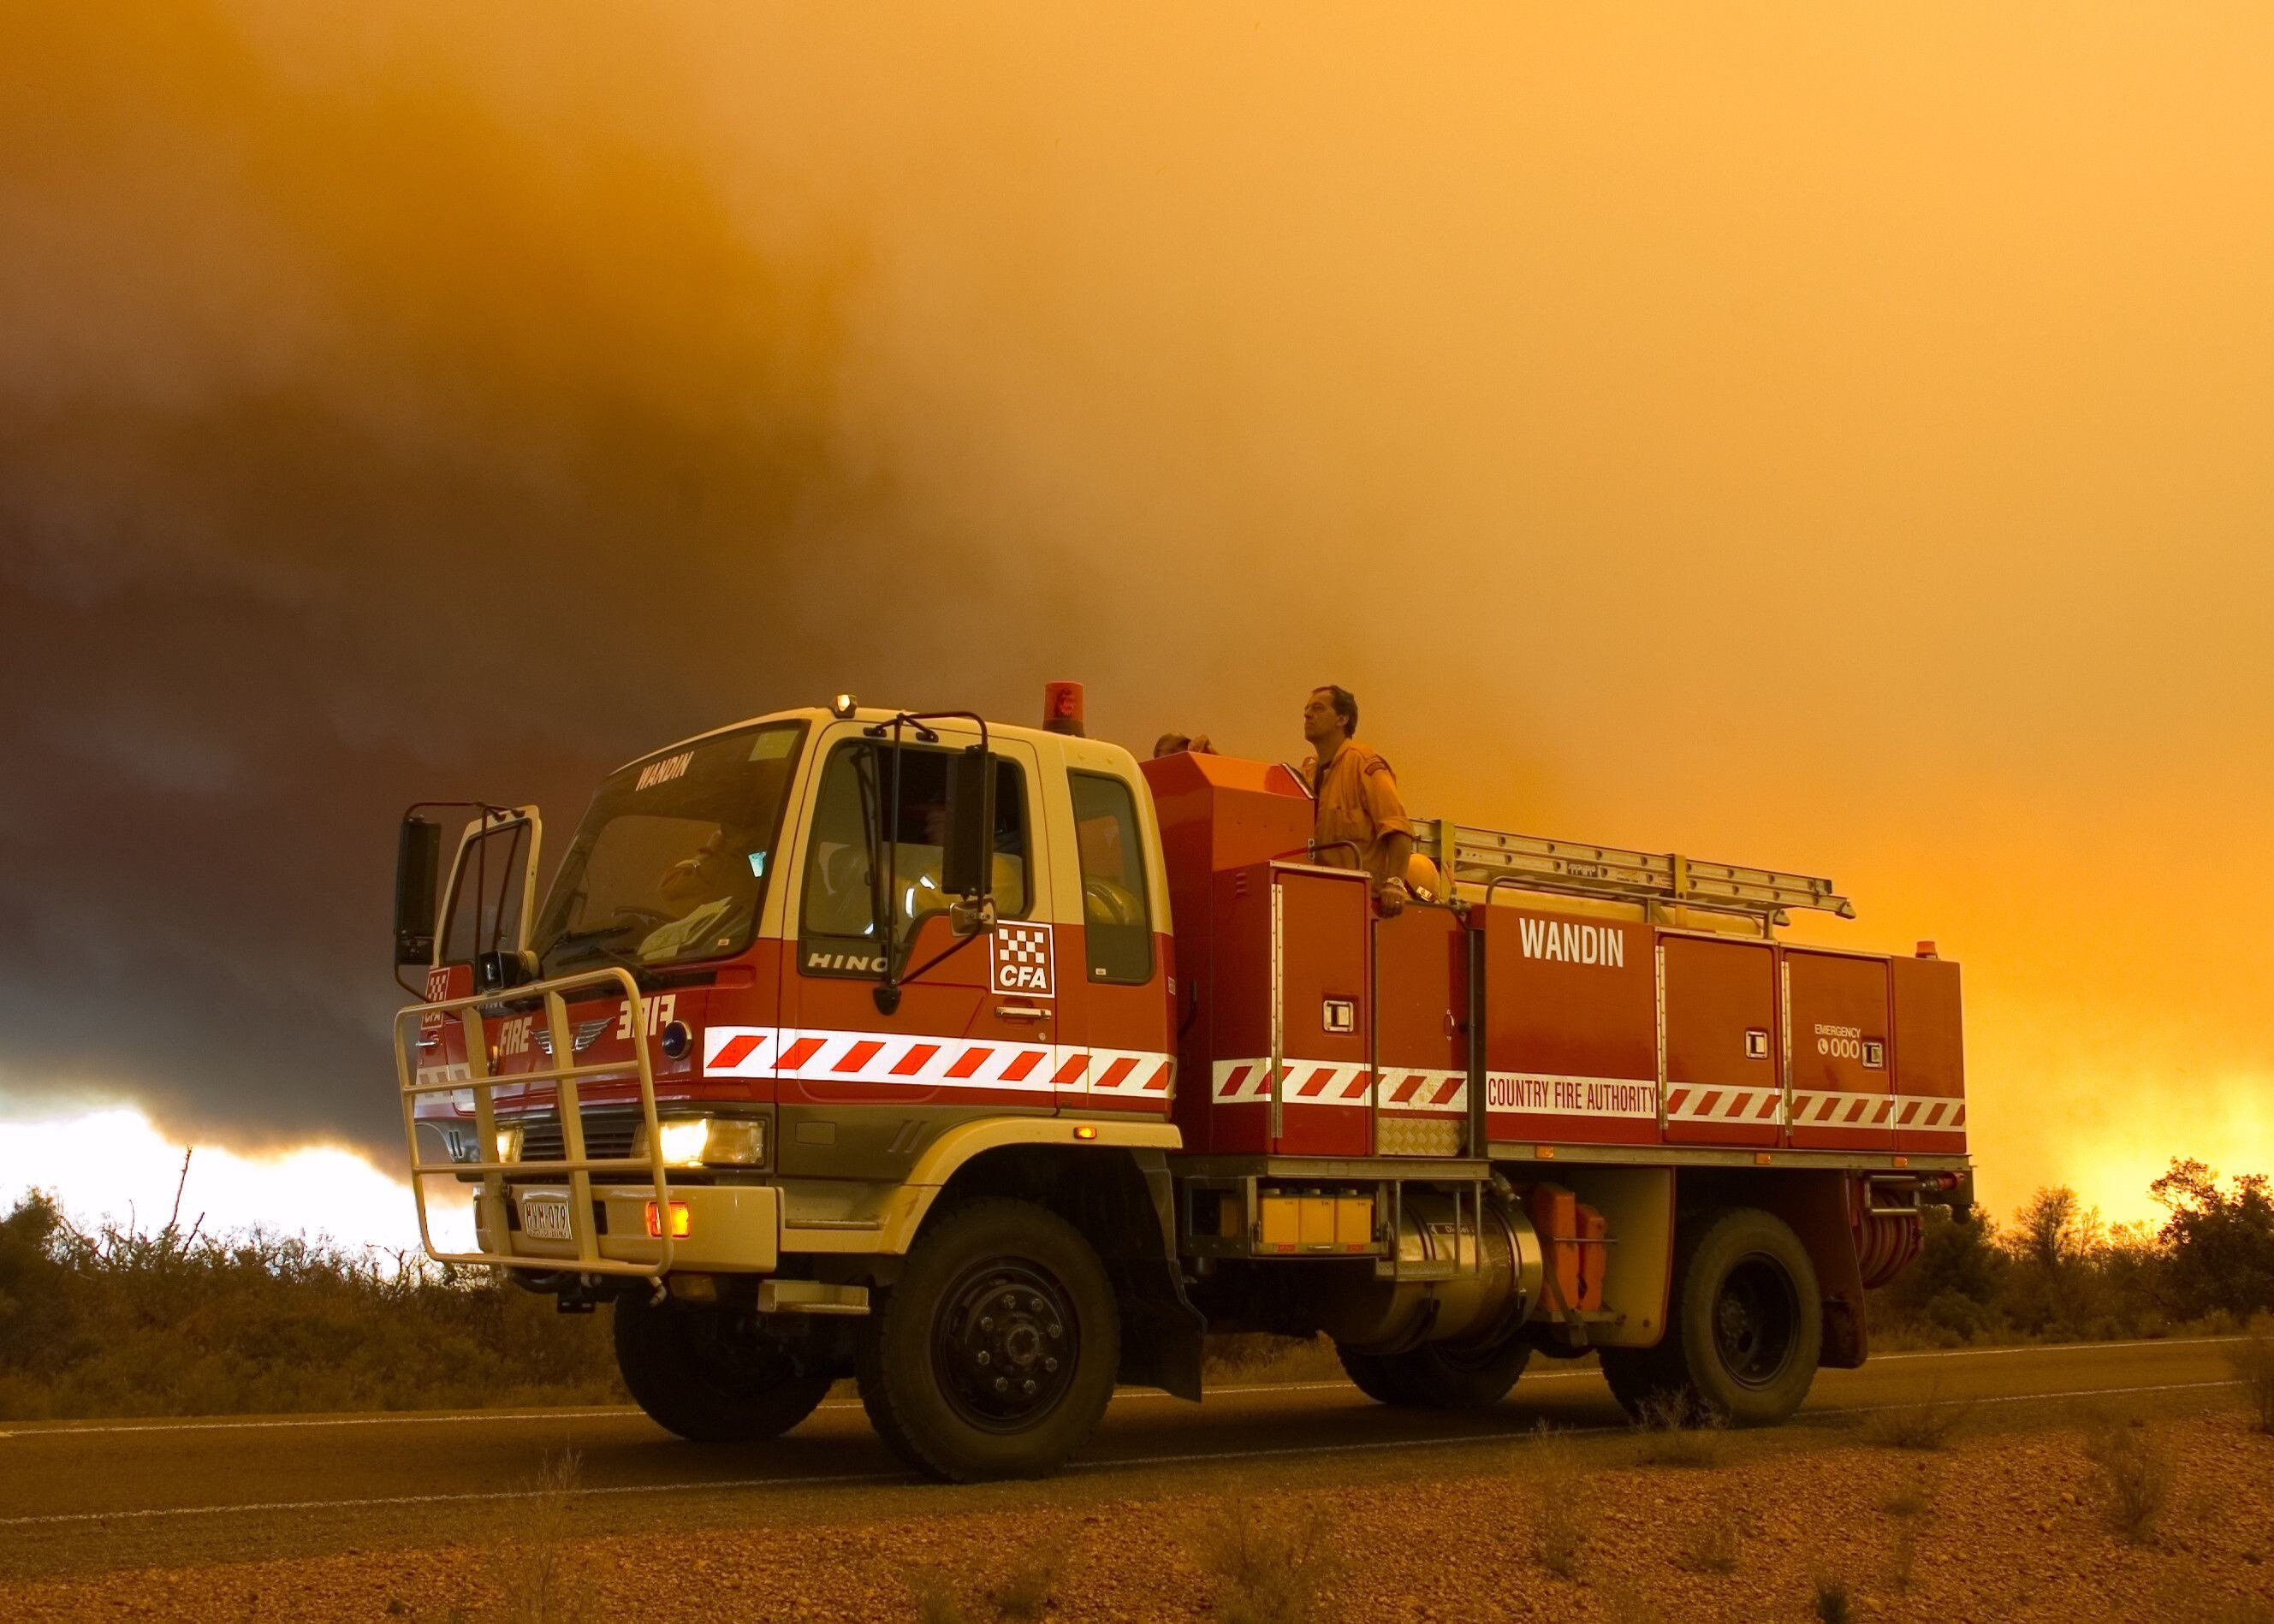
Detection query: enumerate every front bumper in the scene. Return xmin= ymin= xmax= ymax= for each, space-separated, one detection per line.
xmin=476 ymin=1183 xmax=781 ymax=1272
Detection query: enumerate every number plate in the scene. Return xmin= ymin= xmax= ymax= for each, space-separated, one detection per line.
xmin=520 ymin=1194 xmax=573 ymax=1242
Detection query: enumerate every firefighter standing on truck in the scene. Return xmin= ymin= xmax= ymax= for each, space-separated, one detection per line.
xmin=1299 ymin=684 xmax=1413 ymax=916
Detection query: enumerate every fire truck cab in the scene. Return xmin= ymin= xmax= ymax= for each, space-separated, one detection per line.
xmin=392 ymin=692 xmax=1968 ymax=1481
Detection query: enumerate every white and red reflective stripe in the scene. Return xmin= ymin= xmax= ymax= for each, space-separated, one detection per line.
xmin=1887 ymin=1094 xmax=1967 ymax=1130
xmin=1488 ymin=1073 xmax=1659 ymax=1120
xmin=1070 ymin=1045 xmax=1179 ymax=1095
xmin=703 ymin=1027 xmax=1173 ymax=1099
xmin=1664 ymin=1082 xmax=1783 ymax=1123
xmin=1790 ymin=1089 xmax=1893 ymax=1127
xmin=1209 ymin=1060 xmax=1467 ymax=1113
xmin=704 ymin=1028 xmax=773 ymax=1076
xmin=1211 ymin=1059 xmax=1365 ymax=1107
xmin=1787 ymin=1091 xmax=1965 ymax=1130
xmin=1375 ymin=1068 xmax=1468 ymax=1115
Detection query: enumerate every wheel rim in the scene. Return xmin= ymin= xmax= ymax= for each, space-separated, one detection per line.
xmin=931 ymin=1258 xmax=1080 ymax=1432
xmin=1712 ymin=1253 xmax=1800 ymax=1388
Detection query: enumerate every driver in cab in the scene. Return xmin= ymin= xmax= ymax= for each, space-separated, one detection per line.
xmin=638 ymin=825 xmax=763 ymax=961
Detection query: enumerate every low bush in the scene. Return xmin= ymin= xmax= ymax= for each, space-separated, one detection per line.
xmin=1193 ymin=1504 xmax=1339 ymax=1624
xmin=489 ymin=1452 xmax=597 ymax=1624
xmin=0 ymin=1190 xmax=620 ymax=1420
xmin=1523 ymin=1422 xmax=1588 ymax=1579
xmin=2229 ymin=1317 xmax=2274 ymax=1434
xmin=2083 ymin=1415 xmax=2171 ymax=1544
xmin=1630 ymin=1393 xmax=1725 ymax=1468
xmin=1861 ymin=1387 xmax=1971 ymax=1451
xmin=1810 ymin=1570 xmax=1855 ymax=1624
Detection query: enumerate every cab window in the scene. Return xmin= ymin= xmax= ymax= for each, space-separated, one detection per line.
xmin=1071 ymin=772 xmax=1153 ymax=984
xmin=799 ymin=739 xmax=1030 ymax=973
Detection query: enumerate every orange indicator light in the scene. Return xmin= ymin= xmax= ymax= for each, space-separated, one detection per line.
xmin=1072 ymin=1124 xmax=1099 ymax=1141
xmin=645 ymin=1200 xmax=692 ymax=1239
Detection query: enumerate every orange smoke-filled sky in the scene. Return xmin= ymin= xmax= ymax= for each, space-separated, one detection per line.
xmin=2 ymin=3 xmax=2269 ymax=1229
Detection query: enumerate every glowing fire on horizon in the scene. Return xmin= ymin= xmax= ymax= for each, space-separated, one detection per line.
xmin=0 ymin=1104 xmax=474 ymax=1258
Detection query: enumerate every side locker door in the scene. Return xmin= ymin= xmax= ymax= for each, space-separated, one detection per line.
xmin=1371 ymin=906 xmax=1469 ymax=1158
xmin=1891 ymin=954 xmax=1966 ymax=1155
xmin=1785 ymin=949 xmax=1896 ymax=1151
xmin=1268 ymin=866 xmax=1373 ymax=1158
xmin=1659 ymin=934 xmax=1782 ymax=1147
xmin=775 ymin=729 xmax=1059 ymax=1179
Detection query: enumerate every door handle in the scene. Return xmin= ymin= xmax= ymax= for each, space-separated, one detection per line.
xmin=995 ymin=1005 xmax=1051 ymax=1022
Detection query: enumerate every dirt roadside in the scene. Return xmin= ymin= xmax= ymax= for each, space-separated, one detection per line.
xmin=5 ymin=1408 xmax=2269 ymax=1623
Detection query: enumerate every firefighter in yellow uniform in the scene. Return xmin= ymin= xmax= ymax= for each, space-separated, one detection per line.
xmin=1298 ymin=685 xmax=1415 ymax=916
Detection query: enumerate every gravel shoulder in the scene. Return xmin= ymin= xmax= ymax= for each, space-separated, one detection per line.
xmin=3 ymin=1386 xmax=2266 ymax=1621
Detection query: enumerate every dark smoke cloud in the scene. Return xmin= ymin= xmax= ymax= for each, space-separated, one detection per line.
xmin=3 ymin=3 xmax=2272 ymax=1218
xmin=0 ymin=3 xmax=1008 ymax=1152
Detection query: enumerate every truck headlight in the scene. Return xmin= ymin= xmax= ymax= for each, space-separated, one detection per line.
xmin=494 ymin=1124 xmax=523 ymax=1164
xmin=656 ymin=1117 xmax=710 ymax=1165
xmin=638 ymin=1116 xmax=764 ymax=1168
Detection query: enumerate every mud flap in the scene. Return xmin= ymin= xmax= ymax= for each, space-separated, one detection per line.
xmin=1116 ymin=1153 xmax=1206 ymax=1401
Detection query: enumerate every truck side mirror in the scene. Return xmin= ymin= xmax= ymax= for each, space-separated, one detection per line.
xmin=394 ymin=816 xmax=442 ymax=967
xmin=939 ymin=745 xmax=995 ymax=904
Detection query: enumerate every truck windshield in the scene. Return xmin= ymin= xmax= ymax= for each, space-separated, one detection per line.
xmin=532 ymin=721 xmax=807 ymax=978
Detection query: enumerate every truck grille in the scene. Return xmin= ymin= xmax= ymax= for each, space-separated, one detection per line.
xmin=517 ymin=1112 xmax=640 ymax=1167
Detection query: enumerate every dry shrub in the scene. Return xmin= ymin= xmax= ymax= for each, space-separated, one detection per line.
xmin=1879 ymin=1479 xmax=1934 ymax=1520
xmin=905 ymin=1570 xmax=971 ymax=1624
xmin=1862 ymin=1386 xmax=1972 ymax=1451
xmin=1195 ymin=1504 xmax=1339 ymax=1624
xmin=1809 ymin=1570 xmax=1855 ymax=1624
xmin=488 ymin=1452 xmax=597 ymax=1624
xmin=1675 ymin=1503 xmax=1741 ymax=1575
xmin=2229 ymin=1319 xmax=2274 ymax=1435
xmin=2083 ymin=1415 xmax=2171 ymax=1544
xmin=1886 ymin=1518 xmax=1918 ymax=1593
xmin=985 ymin=1537 xmax=1067 ymax=1623
xmin=1523 ymin=1421 xmax=1588 ymax=1579
xmin=1631 ymin=1393 xmax=1725 ymax=1469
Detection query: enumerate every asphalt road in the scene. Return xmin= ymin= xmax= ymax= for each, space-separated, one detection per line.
xmin=0 ymin=1337 xmax=2246 ymax=1583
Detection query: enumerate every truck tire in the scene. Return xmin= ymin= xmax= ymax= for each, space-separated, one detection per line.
xmin=1599 ymin=1206 xmax=1821 ymax=1427
xmin=1338 ymin=1334 xmax=1532 ymax=1409
xmin=613 ymin=1294 xmax=834 ymax=1443
xmin=856 ymin=1199 xmax=1120 ymax=1482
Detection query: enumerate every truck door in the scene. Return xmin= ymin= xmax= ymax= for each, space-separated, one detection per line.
xmin=776 ymin=726 xmax=1059 ymax=1177
xmin=1056 ymin=768 xmax=1178 ymax=1117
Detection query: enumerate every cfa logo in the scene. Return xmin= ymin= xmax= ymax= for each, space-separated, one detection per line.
xmin=991 ymin=922 xmax=1054 ymax=998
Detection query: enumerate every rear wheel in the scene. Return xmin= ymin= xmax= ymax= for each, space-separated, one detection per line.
xmin=1600 ymin=1206 xmax=1821 ymax=1427
xmin=1338 ymin=1333 xmax=1532 ymax=1409
xmin=857 ymin=1199 xmax=1119 ymax=1482
xmin=614 ymin=1293 xmax=834 ymax=1443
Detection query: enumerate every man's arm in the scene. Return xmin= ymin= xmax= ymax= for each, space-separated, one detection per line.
xmin=1361 ymin=756 xmax=1416 ymax=913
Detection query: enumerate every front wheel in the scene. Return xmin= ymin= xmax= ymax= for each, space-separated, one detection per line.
xmin=1338 ymin=1333 xmax=1532 ymax=1409
xmin=857 ymin=1199 xmax=1120 ymax=1482
xmin=614 ymin=1293 xmax=834 ymax=1443
xmin=1600 ymin=1206 xmax=1822 ymax=1427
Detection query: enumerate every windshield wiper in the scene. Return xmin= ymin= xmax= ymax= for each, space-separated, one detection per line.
xmin=549 ymin=922 xmax=636 ymax=948
xmin=546 ymin=939 xmax=652 ymax=982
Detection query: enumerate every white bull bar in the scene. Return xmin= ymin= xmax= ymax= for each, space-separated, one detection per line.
xmin=394 ymin=965 xmax=674 ymax=1279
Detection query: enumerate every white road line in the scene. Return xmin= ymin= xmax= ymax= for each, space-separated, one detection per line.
xmin=1092 ymin=1379 xmax=2247 ymax=1472
xmin=0 ymin=1378 xmax=2241 ymax=1529
xmin=2 ymin=1336 xmax=2239 ymax=1441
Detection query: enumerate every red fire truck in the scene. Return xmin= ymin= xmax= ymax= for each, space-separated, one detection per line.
xmin=391 ymin=689 xmax=1967 ymax=1481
